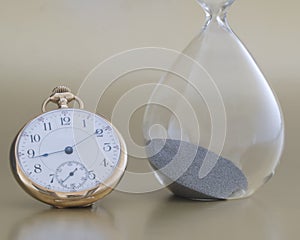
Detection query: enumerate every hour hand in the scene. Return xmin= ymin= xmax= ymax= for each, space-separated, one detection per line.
xmin=33 ymin=146 xmax=73 ymax=158
xmin=33 ymin=153 xmax=51 ymax=158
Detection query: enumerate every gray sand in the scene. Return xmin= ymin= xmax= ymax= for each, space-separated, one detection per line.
xmin=147 ymin=139 xmax=248 ymax=200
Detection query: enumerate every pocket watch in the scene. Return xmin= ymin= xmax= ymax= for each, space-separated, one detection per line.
xmin=10 ymin=86 xmax=127 ymax=208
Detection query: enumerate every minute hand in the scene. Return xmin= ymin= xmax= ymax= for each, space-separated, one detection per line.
xmin=71 ymin=131 xmax=97 ymax=148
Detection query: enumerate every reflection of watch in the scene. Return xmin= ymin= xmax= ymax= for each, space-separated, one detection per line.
xmin=10 ymin=86 xmax=127 ymax=208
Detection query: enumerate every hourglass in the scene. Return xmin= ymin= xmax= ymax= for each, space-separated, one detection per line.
xmin=143 ymin=0 xmax=284 ymax=200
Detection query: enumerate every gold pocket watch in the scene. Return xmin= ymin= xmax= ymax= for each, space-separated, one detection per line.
xmin=10 ymin=86 xmax=127 ymax=208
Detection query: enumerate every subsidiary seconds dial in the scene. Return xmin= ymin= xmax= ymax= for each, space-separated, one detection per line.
xmin=16 ymin=108 xmax=121 ymax=193
xmin=56 ymin=161 xmax=88 ymax=190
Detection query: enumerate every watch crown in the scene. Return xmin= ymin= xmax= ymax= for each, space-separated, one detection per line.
xmin=42 ymin=86 xmax=84 ymax=112
xmin=51 ymin=86 xmax=71 ymax=95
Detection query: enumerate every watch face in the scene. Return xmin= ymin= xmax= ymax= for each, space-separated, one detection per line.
xmin=15 ymin=109 xmax=122 ymax=193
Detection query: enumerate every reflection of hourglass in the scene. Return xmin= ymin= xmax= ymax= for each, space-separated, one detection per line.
xmin=145 ymin=198 xmax=282 ymax=239
xmin=143 ymin=0 xmax=284 ymax=200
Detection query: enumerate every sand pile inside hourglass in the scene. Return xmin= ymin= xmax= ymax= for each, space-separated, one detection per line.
xmin=147 ymin=139 xmax=248 ymax=200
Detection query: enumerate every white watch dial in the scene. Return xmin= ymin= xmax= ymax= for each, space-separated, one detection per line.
xmin=16 ymin=109 xmax=121 ymax=193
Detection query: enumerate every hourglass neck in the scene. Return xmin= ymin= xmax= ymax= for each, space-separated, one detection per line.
xmin=199 ymin=1 xmax=234 ymax=28
xmin=203 ymin=6 xmax=230 ymax=26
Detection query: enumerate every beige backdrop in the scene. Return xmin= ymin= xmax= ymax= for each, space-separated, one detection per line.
xmin=0 ymin=0 xmax=299 ymax=239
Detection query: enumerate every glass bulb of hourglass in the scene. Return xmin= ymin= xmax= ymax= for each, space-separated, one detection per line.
xmin=143 ymin=0 xmax=284 ymax=200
